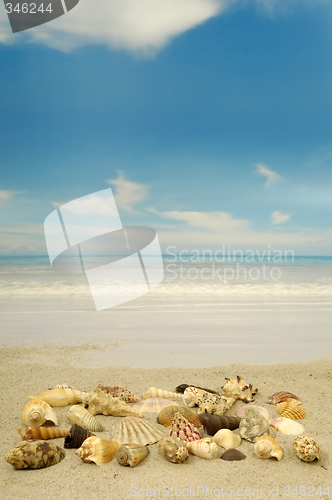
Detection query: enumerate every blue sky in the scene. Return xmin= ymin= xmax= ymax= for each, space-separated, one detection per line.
xmin=0 ymin=0 xmax=332 ymax=254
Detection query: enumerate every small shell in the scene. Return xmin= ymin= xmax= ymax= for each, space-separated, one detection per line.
xmin=198 ymin=414 xmax=240 ymax=435
xmin=222 ymin=376 xmax=258 ymax=403
xmin=254 ymin=435 xmax=283 ymax=461
xmin=239 ymin=407 xmax=274 ymax=442
xmin=49 ymin=384 xmax=76 ymax=390
xmin=97 ymin=385 xmax=140 ymax=403
xmin=236 ymin=405 xmax=269 ymax=421
xmin=186 ymin=438 xmax=220 ymax=460
xmin=133 ymin=398 xmax=179 ymax=414
xmin=5 ymin=440 xmax=65 ymax=469
xmin=175 ymin=384 xmax=219 ymax=394
xmin=82 ymin=388 xmax=143 ymax=418
xmin=269 ymin=417 xmax=305 ymax=436
xmin=116 ymin=444 xmax=149 ymax=467
xmin=22 ymin=400 xmax=58 ymax=427
xmin=221 ymin=449 xmax=246 ymax=461
xmin=18 ymin=426 xmax=69 ymax=441
xmin=143 ymin=387 xmax=183 ymax=400
xmin=199 ymin=396 xmax=236 ymax=416
xmin=169 ymin=412 xmax=201 ymax=443
xmin=29 ymin=388 xmax=84 ymax=407
xmin=159 ymin=437 xmax=188 ymax=464
xmin=75 ymin=436 xmax=119 ymax=466
xmin=68 ymin=405 xmax=104 ymax=432
xmin=112 ymin=417 xmax=165 ymax=446
xmin=268 ymin=391 xmax=302 ymax=405
xmin=293 ymin=435 xmax=320 ymax=462
xmin=183 ymin=387 xmax=213 ymax=407
xmin=158 ymin=405 xmax=201 ymax=429
xmin=64 ymin=424 xmax=96 ymax=449
xmin=275 ymin=402 xmax=306 ymax=420
xmin=212 ymin=429 xmax=241 ymax=450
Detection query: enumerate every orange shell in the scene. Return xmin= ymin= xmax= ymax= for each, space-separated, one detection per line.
xmin=269 ymin=392 xmax=302 ymax=405
xmin=158 ymin=406 xmax=201 ymax=429
xmin=275 ymin=402 xmax=306 ymax=420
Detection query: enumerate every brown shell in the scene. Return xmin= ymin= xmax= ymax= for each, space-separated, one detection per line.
xmin=18 ymin=426 xmax=69 ymax=440
xmin=269 ymin=391 xmax=302 ymax=405
xmin=116 ymin=444 xmax=149 ymax=467
xmin=158 ymin=405 xmax=201 ymax=428
xmin=5 ymin=440 xmax=65 ymax=469
xmin=221 ymin=449 xmax=246 ymax=461
xmin=198 ymin=414 xmax=240 ymax=435
xmin=64 ymin=424 xmax=96 ymax=449
xmin=275 ymin=401 xmax=306 ymax=420
xmin=293 ymin=435 xmax=320 ymax=462
xmin=97 ymin=385 xmax=140 ymax=403
xmin=175 ymin=384 xmax=219 ymax=395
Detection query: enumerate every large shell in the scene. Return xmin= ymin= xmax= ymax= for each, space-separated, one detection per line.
xmin=239 ymin=407 xmax=274 ymax=442
xmin=116 ymin=444 xmax=149 ymax=467
xmin=97 ymin=385 xmax=140 ymax=403
xmin=112 ymin=417 xmax=164 ymax=446
xmin=222 ymin=376 xmax=258 ymax=403
xmin=67 ymin=405 xmax=104 ymax=432
xmin=254 ymin=435 xmax=283 ymax=461
xmin=159 ymin=437 xmax=188 ymax=464
xmin=186 ymin=438 xmax=220 ymax=460
xmin=221 ymin=449 xmax=246 ymax=461
xmin=18 ymin=426 xmax=69 ymax=441
xmin=175 ymin=384 xmax=219 ymax=394
xmin=143 ymin=387 xmax=183 ymax=400
xmin=269 ymin=417 xmax=305 ymax=436
xmin=212 ymin=429 xmax=241 ymax=450
xmin=169 ymin=412 xmax=201 ymax=443
xmin=158 ymin=406 xmax=201 ymax=429
xmin=22 ymin=400 xmax=58 ymax=427
xmin=82 ymin=387 xmax=142 ymax=418
xmin=293 ymin=435 xmax=320 ymax=462
xmin=5 ymin=440 xmax=65 ymax=469
xmin=236 ymin=405 xmax=269 ymax=421
xmin=133 ymin=398 xmax=178 ymax=414
xmin=75 ymin=436 xmax=119 ymax=466
xmin=275 ymin=402 xmax=306 ymax=420
xmin=183 ymin=387 xmax=214 ymax=407
xmin=198 ymin=396 xmax=236 ymax=416
xmin=198 ymin=414 xmax=240 ymax=435
xmin=29 ymin=388 xmax=85 ymax=407
xmin=268 ymin=391 xmax=302 ymax=405
xmin=64 ymin=424 xmax=96 ymax=449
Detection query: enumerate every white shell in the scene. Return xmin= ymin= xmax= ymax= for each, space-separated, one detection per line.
xmin=67 ymin=405 xmax=104 ymax=432
xmin=143 ymin=387 xmax=183 ymax=400
xmin=112 ymin=417 xmax=165 ymax=446
xmin=212 ymin=429 xmax=241 ymax=450
xmin=183 ymin=387 xmax=212 ymax=407
xmin=186 ymin=438 xmax=221 ymax=460
xmin=133 ymin=398 xmax=179 ymax=414
xmin=236 ymin=405 xmax=269 ymax=421
xmin=22 ymin=400 xmax=58 ymax=427
xmin=269 ymin=417 xmax=305 ymax=435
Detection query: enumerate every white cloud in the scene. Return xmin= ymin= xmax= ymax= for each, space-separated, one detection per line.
xmin=255 ymin=163 xmax=281 ymax=188
xmin=107 ymin=173 xmax=148 ymax=212
xmin=271 ymin=210 xmax=292 ymax=225
xmin=0 ymin=190 xmax=14 ymax=206
xmin=160 ymin=210 xmax=250 ymax=232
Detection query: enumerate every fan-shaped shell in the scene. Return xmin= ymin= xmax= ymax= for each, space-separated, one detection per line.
xmin=169 ymin=412 xmax=201 ymax=443
xmin=64 ymin=424 xmax=95 ymax=449
xmin=112 ymin=417 xmax=164 ymax=446
xmin=221 ymin=449 xmax=246 ymax=461
xmin=133 ymin=398 xmax=178 ymax=414
xmin=236 ymin=405 xmax=269 ymax=421
xmin=116 ymin=444 xmax=149 ymax=467
xmin=186 ymin=438 xmax=220 ymax=460
xmin=183 ymin=387 xmax=213 ymax=407
xmin=198 ymin=414 xmax=240 ymax=435
xmin=239 ymin=407 xmax=273 ymax=442
xmin=22 ymin=400 xmax=58 ymax=427
xmin=67 ymin=405 xmax=104 ymax=432
xmin=18 ymin=426 xmax=69 ymax=441
xmin=75 ymin=436 xmax=119 ymax=466
xmin=158 ymin=405 xmax=201 ymax=429
xmin=143 ymin=387 xmax=183 ymax=400
xmin=293 ymin=435 xmax=320 ymax=462
xmin=275 ymin=401 xmax=306 ymax=420
xmin=212 ymin=429 xmax=241 ymax=450
xmin=97 ymin=385 xmax=140 ymax=403
xmin=254 ymin=435 xmax=283 ymax=461
xmin=159 ymin=437 xmax=188 ymax=464
xmin=268 ymin=391 xmax=302 ymax=405
xmin=269 ymin=417 xmax=305 ymax=435
xmin=5 ymin=440 xmax=65 ymax=469
xmin=29 ymin=388 xmax=84 ymax=407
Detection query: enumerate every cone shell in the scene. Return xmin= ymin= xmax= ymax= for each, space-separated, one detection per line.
xmin=254 ymin=435 xmax=283 ymax=461
xmin=159 ymin=437 xmax=188 ymax=464
xmin=22 ymin=400 xmax=58 ymax=427
xmin=97 ymin=385 xmax=140 ymax=403
xmin=222 ymin=376 xmax=258 ymax=403
xmin=186 ymin=438 xmax=220 ymax=460
xmin=198 ymin=414 xmax=240 ymax=435
xmin=275 ymin=401 xmax=306 ymax=420
xmin=293 ymin=435 xmax=320 ymax=462
xmin=18 ymin=426 xmax=69 ymax=441
xmin=143 ymin=387 xmax=183 ymax=400
xmin=116 ymin=444 xmax=149 ymax=467
xmin=221 ymin=449 xmax=246 ymax=461
xmin=183 ymin=387 xmax=213 ymax=407
xmin=5 ymin=440 xmax=65 ymax=469
xmin=175 ymin=384 xmax=219 ymax=394
xmin=269 ymin=391 xmax=302 ymax=405
xmin=269 ymin=417 xmax=305 ymax=436
xmin=239 ymin=407 xmax=274 ymax=442
xmin=236 ymin=405 xmax=269 ymax=421
xmin=134 ymin=398 xmax=179 ymax=414
xmin=213 ymin=429 xmax=241 ymax=450
xmin=112 ymin=417 xmax=165 ymax=446
xmin=158 ymin=405 xmax=201 ymax=429
xmin=64 ymin=424 xmax=95 ymax=449
xmin=68 ymin=405 xmax=104 ymax=432
xmin=83 ymin=387 xmax=143 ymax=418
xmin=29 ymin=388 xmax=84 ymax=407
xmin=169 ymin=412 xmax=201 ymax=443
xmin=75 ymin=436 xmax=119 ymax=466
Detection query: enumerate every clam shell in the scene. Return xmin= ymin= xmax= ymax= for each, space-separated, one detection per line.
xmin=97 ymin=385 xmax=140 ymax=403
xmin=112 ymin=417 xmax=165 ymax=446
xmin=116 ymin=444 xmax=149 ymax=467
xmin=175 ymin=384 xmax=219 ymax=394
xmin=198 ymin=414 xmax=240 ymax=435
xmin=254 ymin=435 xmax=283 ymax=461
xmin=293 ymin=435 xmax=320 ymax=462
xmin=22 ymin=400 xmax=58 ymax=427
xmin=212 ymin=429 xmax=241 ymax=450
xmin=143 ymin=387 xmax=183 ymax=400
xmin=75 ymin=436 xmax=119 ymax=465
xmin=275 ymin=402 xmax=306 ymax=420
xmin=236 ymin=405 xmax=269 ymax=421
xmin=221 ymin=449 xmax=246 ymax=461
xmin=18 ymin=426 xmax=69 ymax=441
xmin=133 ymin=398 xmax=179 ymax=414
xmin=239 ymin=406 xmax=273 ymax=442
xmin=222 ymin=376 xmax=258 ymax=403
xmin=68 ymin=405 xmax=104 ymax=432
xmin=29 ymin=388 xmax=84 ymax=407
xmin=64 ymin=424 xmax=96 ymax=449
xmin=169 ymin=412 xmax=201 ymax=443
xmin=183 ymin=387 xmax=213 ymax=407
xmin=159 ymin=437 xmax=188 ymax=464
xmin=269 ymin=417 xmax=305 ymax=435
xmin=5 ymin=440 xmax=65 ymax=469
xmin=186 ymin=438 xmax=220 ymax=460
xmin=268 ymin=391 xmax=302 ymax=405
xmin=158 ymin=406 xmax=201 ymax=429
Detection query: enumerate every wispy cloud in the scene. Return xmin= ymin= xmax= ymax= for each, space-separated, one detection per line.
xmin=159 ymin=210 xmax=250 ymax=232
xmin=271 ymin=210 xmax=292 ymax=225
xmin=0 ymin=190 xmax=14 ymax=206
xmin=107 ymin=173 xmax=148 ymax=212
xmin=255 ymin=163 xmax=281 ymax=188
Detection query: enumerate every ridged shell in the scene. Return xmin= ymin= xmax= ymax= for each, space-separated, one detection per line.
xmin=198 ymin=414 xmax=240 ymax=435
xmin=143 ymin=387 xmax=183 ymax=400
xmin=239 ymin=407 xmax=274 ymax=442
xmin=5 ymin=440 xmax=65 ymax=469
xmin=29 ymin=388 xmax=84 ymax=407
xmin=169 ymin=412 xmax=201 ymax=443
xmin=222 ymin=376 xmax=258 ymax=403
xmin=269 ymin=417 xmax=305 ymax=435
xmin=18 ymin=426 xmax=69 ymax=441
xmin=67 ymin=405 xmax=104 ymax=432
xmin=186 ymin=438 xmax=220 ymax=460
xmin=236 ymin=405 xmax=269 ymax=421
xmin=293 ymin=435 xmax=320 ymax=462
xmin=82 ymin=387 xmax=143 ymax=418
xmin=116 ymin=444 xmax=149 ymax=467
xmin=64 ymin=424 xmax=95 ymax=449
xmin=175 ymin=384 xmax=219 ymax=394
xmin=158 ymin=406 xmax=201 ymax=429
xmin=133 ymin=398 xmax=178 ymax=414
xmin=183 ymin=387 xmax=213 ymax=407
xmin=112 ymin=417 xmax=165 ymax=446
xmin=254 ymin=435 xmax=283 ymax=461
xmin=212 ymin=429 xmax=241 ymax=450
xmin=268 ymin=391 xmax=302 ymax=405
xmin=97 ymin=385 xmax=140 ymax=403
xmin=75 ymin=436 xmax=119 ymax=465
xmin=275 ymin=402 xmax=306 ymax=420
xmin=22 ymin=400 xmax=58 ymax=427
xmin=159 ymin=437 xmax=188 ymax=464
xmin=221 ymin=449 xmax=246 ymax=461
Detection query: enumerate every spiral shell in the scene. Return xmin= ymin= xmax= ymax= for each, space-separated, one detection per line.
xmin=222 ymin=376 xmax=258 ymax=403
xmin=239 ymin=407 xmax=274 ymax=442
xmin=212 ymin=429 xmax=241 ymax=450
xmin=275 ymin=401 xmax=306 ymax=420
xmin=158 ymin=406 xmax=201 ymax=429
xmin=68 ymin=405 xmax=104 ymax=432
xmin=22 ymin=400 xmax=58 ymax=427
xmin=29 ymin=388 xmax=85 ymax=407
xmin=254 ymin=435 xmax=283 ymax=461
xmin=198 ymin=414 xmax=240 ymax=435
xmin=169 ymin=412 xmax=201 ymax=443
xmin=268 ymin=391 xmax=302 ymax=405
xmin=293 ymin=435 xmax=320 ymax=462
xmin=116 ymin=444 xmax=149 ymax=467
xmin=236 ymin=405 xmax=269 ymax=421
xmin=5 ymin=440 xmax=65 ymax=469
xmin=112 ymin=417 xmax=165 ymax=446
xmin=133 ymin=398 xmax=178 ymax=414
xmin=159 ymin=437 xmax=188 ymax=464
xmin=143 ymin=387 xmax=183 ymax=400
xmin=64 ymin=424 xmax=95 ymax=449
xmin=18 ymin=426 xmax=69 ymax=441
xmin=269 ymin=417 xmax=305 ymax=435
xmin=183 ymin=387 xmax=213 ymax=407
xmin=186 ymin=438 xmax=220 ymax=460
xmin=97 ymin=385 xmax=140 ymax=403
xmin=75 ymin=436 xmax=119 ymax=466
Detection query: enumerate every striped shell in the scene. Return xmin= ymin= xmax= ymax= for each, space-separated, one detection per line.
xmin=75 ymin=436 xmax=119 ymax=466
xmin=158 ymin=405 xmax=201 ymax=429
xmin=22 ymin=400 xmax=58 ymax=427
xmin=159 ymin=437 xmax=188 ymax=464
xmin=293 ymin=435 xmax=320 ymax=462
xmin=186 ymin=438 xmax=220 ymax=460
xmin=269 ymin=417 xmax=305 ymax=435
xmin=143 ymin=387 xmax=183 ymax=400
xmin=5 ymin=440 xmax=65 ymax=469
xmin=97 ymin=385 xmax=140 ymax=403
xmin=29 ymin=388 xmax=85 ymax=407
xmin=18 ymin=426 xmax=69 ymax=441
xmin=236 ymin=405 xmax=269 ymax=421
xmin=112 ymin=417 xmax=165 ymax=446
xmin=269 ymin=391 xmax=302 ymax=405
xmin=133 ymin=398 xmax=178 ymax=414
xmin=67 ymin=405 xmax=104 ymax=432
xmin=116 ymin=444 xmax=149 ymax=467
xmin=169 ymin=412 xmax=201 ymax=443
xmin=275 ymin=402 xmax=306 ymax=420
xmin=254 ymin=435 xmax=283 ymax=461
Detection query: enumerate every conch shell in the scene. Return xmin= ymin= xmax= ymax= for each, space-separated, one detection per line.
xmin=112 ymin=417 xmax=165 ymax=446
xmin=269 ymin=417 xmax=305 ymax=436
xmin=239 ymin=407 xmax=274 ymax=442
xmin=275 ymin=401 xmax=306 ymax=420
xmin=159 ymin=437 xmax=188 ymax=463
xmin=198 ymin=414 xmax=240 ymax=435
xmin=64 ymin=424 xmax=95 ymax=449
xmin=293 ymin=435 xmax=320 ymax=462
xmin=22 ymin=400 xmax=58 ymax=427
xmin=212 ymin=429 xmax=241 ymax=450
xmin=116 ymin=444 xmax=149 ymax=467
xmin=82 ymin=387 xmax=143 ymax=418
xmin=254 ymin=435 xmax=283 ymax=461
xmin=186 ymin=438 xmax=220 ymax=460
xmin=18 ymin=426 xmax=69 ymax=440
xmin=143 ymin=387 xmax=183 ymax=400
xmin=75 ymin=436 xmax=119 ymax=466
xmin=183 ymin=387 xmax=214 ymax=407
xmin=68 ymin=405 xmax=104 ymax=432
xmin=29 ymin=388 xmax=85 ymax=407
xmin=158 ymin=405 xmax=201 ymax=429
xmin=169 ymin=412 xmax=201 ymax=443
xmin=198 ymin=395 xmax=236 ymax=416
xmin=97 ymin=385 xmax=140 ymax=403
xmin=268 ymin=391 xmax=302 ymax=405
xmin=222 ymin=376 xmax=258 ymax=402
xmin=5 ymin=440 xmax=65 ymax=469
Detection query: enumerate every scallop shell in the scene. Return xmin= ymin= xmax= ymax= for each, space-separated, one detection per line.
xmin=22 ymin=400 xmax=58 ymax=427
xmin=82 ymin=387 xmax=143 ymax=418
xmin=222 ymin=376 xmax=258 ymax=402
xmin=198 ymin=414 xmax=240 ymax=435
xmin=239 ymin=406 xmax=274 ymax=442
xmin=236 ymin=405 xmax=269 ymax=421
xmin=183 ymin=387 xmax=213 ymax=407
xmin=254 ymin=435 xmax=283 ymax=461
xmin=269 ymin=417 xmax=305 ymax=435
xmin=275 ymin=401 xmax=306 ymax=420
xmin=75 ymin=436 xmax=119 ymax=466
xmin=64 ymin=424 xmax=96 ymax=449
xmin=186 ymin=438 xmax=220 ymax=460
xmin=133 ymin=398 xmax=178 ymax=414
xmin=116 ymin=444 xmax=149 ymax=467
xmin=67 ymin=405 xmax=104 ymax=432
xmin=221 ymin=449 xmax=246 ymax=461
xmin=169 ymin=412 xmax=201 ymax=443
xmin=18 ymin=426 xmax=69 ymax=441
xmin=212 ymin=429 xmax=241 ymax=450
xmin=97 ymin=385 xmax=140 ymax=403
xmin=5 ymin=440 xmax=65 ymax=469
xmin=112 ymin=417 xmax=165 ymax=446
xmin=158 ymin=405 xmax=201 ymax=429
xmin=293 ymin=435 xmax=320 ymax=462
xmin=143 ymin=387 xmax=183 ymax=400
xmin=29 ymin=388 xmax=85 ymax=407
xmin=159 ymin=437 xmax=188 ymax=464
xmin=268 ymin=391 xmax=302 ymax=405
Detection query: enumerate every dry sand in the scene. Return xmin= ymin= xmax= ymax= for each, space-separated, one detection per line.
xmin=0 ymin=346 xmax=330 ymax=500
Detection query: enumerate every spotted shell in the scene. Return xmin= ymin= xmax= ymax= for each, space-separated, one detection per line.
xmin=75 ymin=436 xmax=119 ymax=466
xmin=254 ymin=435 xmax=283 ymax=461
xmin=116 ymin=444 xmax=149 ymax=467
xmin=158 ymin=405 xmax=201 ymax=429
xmin=275 ymin=401 xmax=306 ymax=420
xmin=212 ymin=429 xmax=241 ymax=450
xmin=269 ymin=417 xmax=305 ymax=436
xmin=67 ymin=405 xmax=104 ymax=432
xmin=97 ymin=385 xmax=140 ymax=403
xmin=18 ymin=426 xmax=69 ymax=441
xmin=183 ymin=387 xmax=213 ymax=407
xmin=293 ymin=435 xmax=320 ymax=462
xmin=159 ymin=437 xmax=188 ymax=464
xmin=5 ymin=440 xmax=65 ymax=469
xmin=22 ymin=400 xmax=58 ymax=427
xmin=268 ymin=391 xmax=302 ymax=405
xmin=236 ymin=405 xmax=269 ymax=421
xmin=239 ymin=406 xmax=274 ymax=442
xmin=186 ymin=438 xmax=220 ymax=460
xmin=133 ymin=398 xmax=178 ymax=414
xmin=29 ymin=388 xmax=85 ymax=407
xmin=112 ymin=417 xmax=165 ymax=446
xmin=169 ymin=412 xmax=201 ymax=443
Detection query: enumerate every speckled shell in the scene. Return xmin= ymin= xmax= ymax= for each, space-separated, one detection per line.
xmin=82 ymin=388 xmax=143 ymax=418
xmin=5 ymin=440 xmax=65 ymax=469
xmin=269 ymin=417 xmax=305 ymax=435
xmin=158 ymin=405 xmax=201 ymax=429
xmin=97 ymin=385 xmax=140 ymax=403
xmin=18 ymin=426 xmax=69 ymax=441
xmin=169 ymin=412 xmax=201 ymax=442
xmin=268 ymin=391 xmax=302 ymax=405
xmin=212 ymin=429 xmax=241 ymax=450
xmin=186 ymin=438 xmax=220 ymax=460
xmin=175 ymin=384 xmax=219 ymax=394
xmin=183 ymin=387 xmax=213 ymax=407
xmin=112 ymin=417 xmax=165 ymax=446
xmin=293 ymin=435 xmax=320 ymax=462
xmin=29 ymin=388 xmax=85 ymax=407
xmin=239 ymin=407 xmax=274 ymax=442
xmin=116 ymin=444 xmax=149 ymax=467
xmin=67 ymin=405 xmax=104 ymax=432
xmin=198 ymin=396 xmax=236 ymax=415
xmin=133 ymin=398 xmax=179 ymax=414
xmin=75 ymin=436 xmax=119 ymax=466
xmin=222 ymin=376 xmax=258 ymax=403
xmin=236 ymin=405 xmax=269 ymax=421
xmin=143 ymin=387 xmax=183 ymax=400
xmin=159 ymin=437 xmax=188 ymax=464
xmin=64 ymin=424 xmax=96 ymax=449
xmin=254 ymin=435 xmax=283 ymax=461
xmin=198 ymin=414 xmax=240 ymax=435
xmin=22 ymin=400 xmax=58 ymax=427
xmin=275 ymin=401 xmax=306 ymax=420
